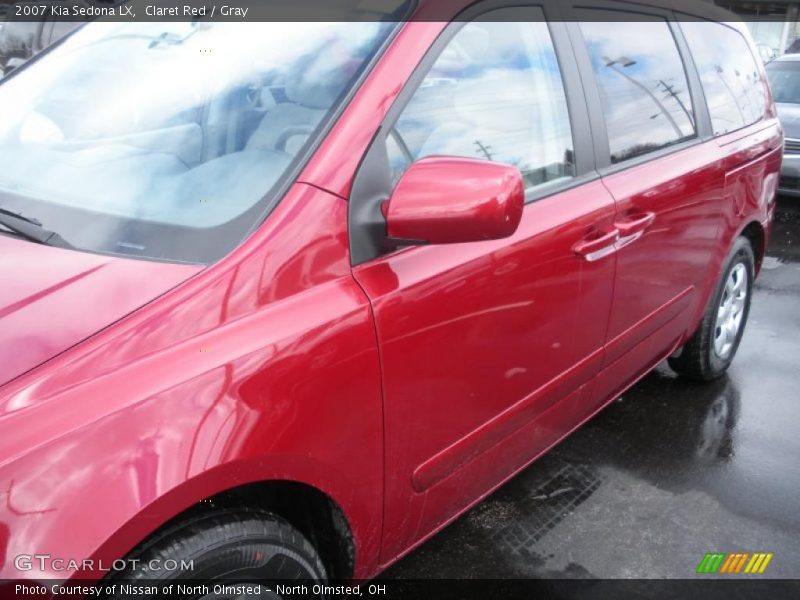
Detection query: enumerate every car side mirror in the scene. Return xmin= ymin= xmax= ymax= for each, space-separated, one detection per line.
xmin=384 ymin=156 xmax=524 ymax=245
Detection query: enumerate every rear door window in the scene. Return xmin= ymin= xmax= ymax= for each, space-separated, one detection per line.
xmin=681 ymin=21 xmax=767 ymax=135
xmin=680 ymin=20 xmax=767 ymax=136
xmin=578 ymin=11 xmax=697 ymax=164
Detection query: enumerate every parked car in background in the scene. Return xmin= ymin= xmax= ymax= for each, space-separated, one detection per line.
xmin=767 ymin=54 xmax=800 ymax=196
xmin=0 ymin=0 xmax=781 ymax=591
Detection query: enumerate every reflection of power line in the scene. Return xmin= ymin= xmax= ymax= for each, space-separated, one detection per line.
xmin=658 ymin=79 xmax=694 ymax=129
xmin=474 ymin=140 xmax=494 ymax=160
xmin=604 ymin=56 xmax=683 ymax=138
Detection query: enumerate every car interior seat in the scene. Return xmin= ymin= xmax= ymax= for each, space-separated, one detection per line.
xmin=245 ymin=51 xmax=354 ymax=156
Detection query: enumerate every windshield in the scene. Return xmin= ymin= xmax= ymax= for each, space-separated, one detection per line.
xmin=0 ymin=20 xmax=395 ymax=262
xmin=767 ymin=60 xmax=800 ymax=104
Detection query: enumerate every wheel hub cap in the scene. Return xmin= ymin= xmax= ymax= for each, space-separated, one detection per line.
xmin=713 ymin=263 xmax=747 ymax=359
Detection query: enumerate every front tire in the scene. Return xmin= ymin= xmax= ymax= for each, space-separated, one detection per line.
xmin=668 ymin=237 xmax=755 ymax=382
xmin=107 ymin=508 xmax=327 ymax=596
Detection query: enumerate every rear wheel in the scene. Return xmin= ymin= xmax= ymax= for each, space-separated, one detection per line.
xmin=107 ymin=508 xmax=326 ymax=597
xmin=668 ymin=237 xmax=755 ymax=382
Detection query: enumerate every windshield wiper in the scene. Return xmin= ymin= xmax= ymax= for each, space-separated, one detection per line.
xmin=0 ymin=206 xmax=74 ymax=249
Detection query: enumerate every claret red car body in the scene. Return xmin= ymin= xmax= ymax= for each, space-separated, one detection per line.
xmin=0 ymin=0 xmax=782 ymax=585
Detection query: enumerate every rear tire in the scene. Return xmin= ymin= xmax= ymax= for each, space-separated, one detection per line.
xmin=107 ymin=508 xmax=326 ymax=596
xmin=668 ymin=237 xmax=755 ymax=382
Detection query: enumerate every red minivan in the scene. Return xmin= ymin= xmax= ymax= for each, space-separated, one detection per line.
xmin=0 ymin=0 xmax=782 ymax=588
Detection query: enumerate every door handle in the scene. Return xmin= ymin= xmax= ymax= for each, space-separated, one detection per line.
xmin=614 ymin=212 xmax=656 ymax=237
xmin=573 ymin=229 xmax=619 ymax=261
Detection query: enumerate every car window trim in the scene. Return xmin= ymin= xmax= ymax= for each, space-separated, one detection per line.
xmin=563 ymin=1 xmax=710 ymax=172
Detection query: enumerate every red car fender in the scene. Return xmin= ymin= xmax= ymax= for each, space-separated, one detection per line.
xmin=0 ymin=184 xmax=385 ymax=580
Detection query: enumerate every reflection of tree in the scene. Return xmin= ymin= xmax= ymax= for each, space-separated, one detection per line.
xmin=714 ymin=64 xmax=747 ymax=123
xmin=734 ymin=66 xmax=762 ymax=116
xmin=613 ymin=141 xmax=670 ymax=163
xmin=517 ymin=158 xmax=574 ymax=187
xmin=0 ymin=25 xmax=35 ymax=66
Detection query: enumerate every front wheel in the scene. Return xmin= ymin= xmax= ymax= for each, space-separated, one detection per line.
xmin=669 ymin=237 xmax=755 ymax=382
xmin=106 ymin=509 xmax=327 ymax=597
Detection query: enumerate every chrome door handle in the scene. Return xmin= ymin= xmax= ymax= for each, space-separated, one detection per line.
xmin=614 ymin=212 xmax=656 ymax=237
xmin=573 ymin=229 xmax=619 ymax=262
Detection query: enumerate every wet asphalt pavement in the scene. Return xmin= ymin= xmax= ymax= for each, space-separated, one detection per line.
xmin=384 ymin=196 xmax=800 ymax=582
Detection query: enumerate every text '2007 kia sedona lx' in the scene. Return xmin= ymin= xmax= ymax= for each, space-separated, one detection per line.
xmin=0 ymin=0 xmax=781 ymax=591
